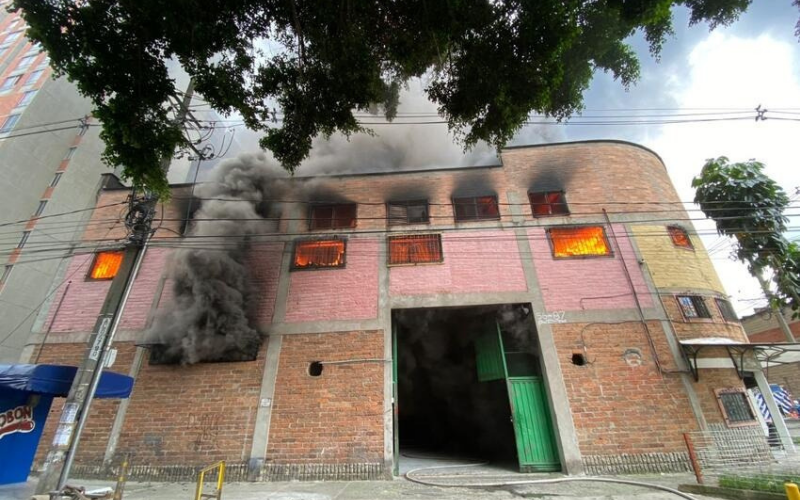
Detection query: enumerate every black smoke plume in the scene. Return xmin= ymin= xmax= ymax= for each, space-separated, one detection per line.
xmin=146 ymin=153 xmax=281 ymax=364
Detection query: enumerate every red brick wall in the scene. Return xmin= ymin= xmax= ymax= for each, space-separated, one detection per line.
xmin=247 ymin=242 xmax=285 ymax=325
xmin=119 ymin=249 xmax=169 ymax=330
xmin=285 ymin=239 xmax=379 ymax=322
xmin=267 ymin=331 xmax=384 ymax=464
xmin=749 ymin=324 xmax=800 ymax=343
xmin=689 ymin=368 xmax=749 ymax=426
xmin=553 ymin=321 xmax=697 ymax=455
xmin=661 ymin=296 xmax=748 ymax=342
xmin=389 ymin=230 xmax=527 ymax=296
xmin=530 ymin=224 xmax=652 ymax=311
xmin=111 ymin=342 xmax=266 ymax=465
xmin=43 ymin=254 xmax=109 ymax=333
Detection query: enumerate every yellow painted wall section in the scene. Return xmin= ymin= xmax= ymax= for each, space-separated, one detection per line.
xmin=631 ymin=225 xmax=725 ymax=292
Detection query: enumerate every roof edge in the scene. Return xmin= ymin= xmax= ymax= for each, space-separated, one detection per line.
xmin=501 ymin=139 xmax=666 ymax=170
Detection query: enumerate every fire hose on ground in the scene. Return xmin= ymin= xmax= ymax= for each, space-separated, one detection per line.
xmin=403 ymin=461 xmax=698 ymax=500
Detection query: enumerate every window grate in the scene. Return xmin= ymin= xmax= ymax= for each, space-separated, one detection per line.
xmin=715 ymin=388 xmax=757 ymax=427
xmin=309 ymin=204 xmax=356 ymax=230
xmin=387 ymin=200 xmax=429 ymax=225
xmin=452 ymin=196 xmax=500 ymax=221
xmin=715 ymin=298 xmax=738 ymax=322
xmin=548 ymin=226 xmax=611 ymax=258
xmin=677 ymin=295 xmax=711 ymax=319
xmin=668 ymin=225 xmax=693 ymax=249
xmin=529 ymin=191 xmax=569 ymax=217
xmin=292 ymin=239 xmax=346 ymax=269
xmin=89 ymin=251 xmax=124 ymax=280
xmin=388 ymin=234 xmax=442 ymax=265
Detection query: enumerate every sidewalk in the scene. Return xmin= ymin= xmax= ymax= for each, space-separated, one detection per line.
xmin=0 ymin=473 xmax=717 ymax=500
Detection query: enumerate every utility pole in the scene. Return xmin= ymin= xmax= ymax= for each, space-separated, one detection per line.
xmin=35 ymin=81 xmax=195 ymax=496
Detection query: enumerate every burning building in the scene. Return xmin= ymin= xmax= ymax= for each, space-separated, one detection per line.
xmin=22 ymin=140 xmax=794 ymax=480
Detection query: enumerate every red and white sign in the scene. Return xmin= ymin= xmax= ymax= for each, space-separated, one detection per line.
xmin=0 ymin=405 xmax=35 ymax=440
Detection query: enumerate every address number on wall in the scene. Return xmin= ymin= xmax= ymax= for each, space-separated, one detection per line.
xmin=536 ymin=311 xmax=567 ymax=325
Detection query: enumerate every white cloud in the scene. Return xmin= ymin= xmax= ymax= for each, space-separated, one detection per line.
xmin=645 ymin=32 xmax=800 ymax=315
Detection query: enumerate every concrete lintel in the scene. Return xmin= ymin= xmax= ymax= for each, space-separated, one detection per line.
xmin=247 ymin=334 xmax=284 ymax=479
xmin=388 ymin=292 xmax=531 ymax=310
xmin=263 ymin=320 xmax=383 ymax=335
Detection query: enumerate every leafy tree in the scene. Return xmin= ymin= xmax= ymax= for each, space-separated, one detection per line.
xmin=693 ymin=157 xmax=800 ymax=323
xmin=13 ymin=0 xmax=752 ymax=195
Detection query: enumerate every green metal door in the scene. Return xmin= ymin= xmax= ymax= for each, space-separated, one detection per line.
xmin=507 ymin=377 xmax=561 ymax=472
xmin=474 ymin=321 xmax=560 ymax=472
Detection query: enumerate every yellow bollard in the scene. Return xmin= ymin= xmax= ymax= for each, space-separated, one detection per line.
xmin=786 ymin=482 xmax=800 ymax=500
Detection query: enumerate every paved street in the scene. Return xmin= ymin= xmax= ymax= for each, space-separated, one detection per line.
xmin=0 ymin=473 xmax=718 ymax=500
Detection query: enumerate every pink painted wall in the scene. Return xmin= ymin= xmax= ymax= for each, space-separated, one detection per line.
xmin=119 ymin=249 xmax=169 ymax=329
xmin=247 ymin=242 xmax=284 ymax=324
xmin=45 ymin=254 xmax=109 ymax=333
xmin=143 ymin=243 xmax=284 ymax=326
xmin=390 ymin=230 xmax=527 ymax=296
xmin=285 ymin=238 xmax=379 ymax=322
xmin=529 ymin=225 xmax=652 ymax=311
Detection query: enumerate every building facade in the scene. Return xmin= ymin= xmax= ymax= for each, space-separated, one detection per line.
xmin=0 ymin=7 xmax=113 ymax=363
xmin=25 ymin=141 xmax=779 ymax=480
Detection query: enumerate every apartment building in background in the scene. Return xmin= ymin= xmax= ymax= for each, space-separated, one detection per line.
xmin=0 ymin=7 xmax=112 ymax=363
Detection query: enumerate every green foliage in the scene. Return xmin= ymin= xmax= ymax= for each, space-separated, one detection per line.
xmin=12 ymin=0 xmax=753 ymax=196
xmin=719 ymin=473 xmax=800 ymax=493
xmin=693 ymin=157 xmax=799 ymax=318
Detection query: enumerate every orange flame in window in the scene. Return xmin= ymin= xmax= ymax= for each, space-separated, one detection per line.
xmin=294 ymin=240 xmax=345 ymax=268
xmin=90 ymin=251 xmax=124 ymax=279
xmin=388 ymin=235 xmax=442 ymax=265
xmin=550 ymin=227 xmax=610 ymax=257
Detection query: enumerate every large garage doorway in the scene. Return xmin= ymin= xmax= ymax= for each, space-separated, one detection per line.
xmin=392 ymin=304 xmax=561 ymax=474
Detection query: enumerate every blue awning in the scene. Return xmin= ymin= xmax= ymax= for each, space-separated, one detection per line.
xmin=0 ymin=364 xmax=133 ymax=399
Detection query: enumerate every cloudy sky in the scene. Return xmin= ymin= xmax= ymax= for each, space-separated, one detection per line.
xmin=197 ymin=3 xmax=800 ymax=317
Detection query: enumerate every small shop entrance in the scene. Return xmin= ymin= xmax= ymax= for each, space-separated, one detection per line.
xmin=392 ymin=304 xmax=560 ymax=474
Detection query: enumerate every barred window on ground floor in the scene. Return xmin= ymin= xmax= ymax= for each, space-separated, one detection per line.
xmin=292 ymin=239 xmax=346 ymax=269
xmin=388 ymin=234 xmax=442 ymax=265
xmin=715 ymin=388 xmax=758 ymax=427
xmin=548 ymin=226 xmax=611 ymax=258
xmin=676 ymin=295 xmax=711 ymax=319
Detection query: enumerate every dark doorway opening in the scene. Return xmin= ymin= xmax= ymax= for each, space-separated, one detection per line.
xmin=393 ymin=304 xmax=543 ymax=470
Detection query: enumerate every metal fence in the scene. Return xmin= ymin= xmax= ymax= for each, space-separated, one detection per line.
xmin=685 ymin=424 xmax=800 ymax=486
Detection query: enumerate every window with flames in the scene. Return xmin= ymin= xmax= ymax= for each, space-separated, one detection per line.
xmin=88 ymin=251 xmax=124 ymax=280
xmin=529 ymin=191 xmax=569 ymax=217
xmin=292 ymin=239 xmax=346 ymax=269
xmin=548 ymin=226 xmax=611 ymax=258
xmin=452 ymin=196 xmax=500 ymax=221
xmin=388 ymin=234 xmax=443 ymax=265
xmin=668 ymin=225 xmax=693 ymax=249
